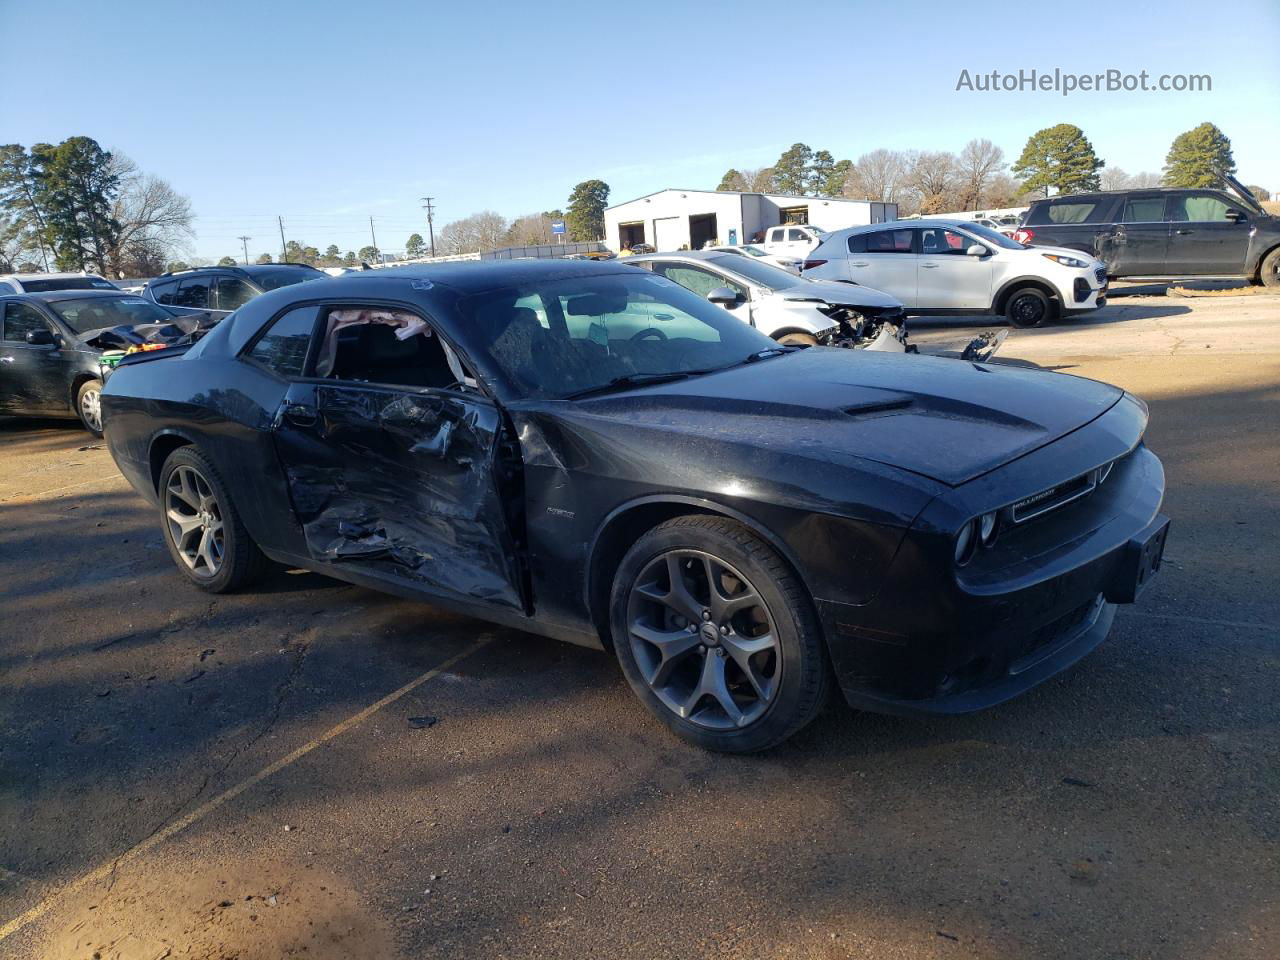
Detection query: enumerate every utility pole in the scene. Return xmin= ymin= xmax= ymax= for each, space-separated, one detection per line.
xmin=420 ymin=197 xmax=436 ymax=257
xmin=369 ymin=216 xmax=379 ymax=262
xmin=238 ymin=236 xmax=251 ymax=265
xmin=278 ymin=216 xmax=287 ymax=262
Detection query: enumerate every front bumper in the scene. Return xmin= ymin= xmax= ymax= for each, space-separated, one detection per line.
xmin=816 ymin=419 xmax=1166 ymax=715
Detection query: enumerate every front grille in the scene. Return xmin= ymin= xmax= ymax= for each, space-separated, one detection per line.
xmin=1009 ymin=595 xmax=1104 ymax=675
xmin=1010 ymin=471 xmax=1097 ymax=523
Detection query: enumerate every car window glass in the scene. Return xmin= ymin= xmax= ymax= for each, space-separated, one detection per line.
xmin=513 ymin=293 xmax=552 ymax=327
xmin=245 ymin=305 xmax=319 ymax=377
xmin=770 ymin=229 xmax=783 ymax=242
xmin=215 ymin=276 xmax=256 ymax=311
xmin=1121 ymin=197 xmax=1167 ymax=222
xmin=652 ymin=264 xmax=744 ymax=300
xmin=846 ymin=234 xmax=867 ymax=254
xmin=919 ymin=227 xmax=971 ymax=255
xmin=864 ymin=229 xmax=914 ymax=253
xmin=149 ymin=279 xmax=179 ymax=304
xmin=1169 ymin=194 xmax=1233 ymax=222
xmin=1044 ymin=202 xmax=1098 ymax=224
xmin=787 ymin=229 xmax=805 ymax=241
xmin=317 ymin=306 xmax=463 ymax=389
xmin=0 ymin=282 xmax=16 ymax=294
xmin=2 ymin=302 xmax=51 ymax=341
xmin=174 ymin=277 xmax=211 ymax=308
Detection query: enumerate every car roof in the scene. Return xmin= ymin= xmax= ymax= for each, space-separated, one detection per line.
xmin=0 ymin=272 xmax=109 ymax=281
xmin=827 ymin=219 xmax=981 ymax=237
xmin=154 ymin=262 xmax=323 ymax=279
xmin=626 ymin=250 xmax=740 ymax=263
xmin=1 ymin=288 xmax=137 ymax=303
xmin=348 ymin=259 xmax=646 ymax=293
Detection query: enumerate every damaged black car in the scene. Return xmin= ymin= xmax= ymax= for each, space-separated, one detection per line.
xmin=1 ymin=290 xmax=211 ymax=435
xmin=101 ymin=261 xmax=1170 ymax=752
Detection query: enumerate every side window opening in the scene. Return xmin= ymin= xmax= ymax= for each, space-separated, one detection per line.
xmin=245 ymin=305 xmax=319 ymax=377
xmin=3 ymin=302 xmax=53 ymax=342
xmin=315 ymin=307 xmax=474 ymax=391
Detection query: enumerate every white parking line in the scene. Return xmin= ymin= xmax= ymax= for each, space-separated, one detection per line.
xmin=0 ymin=636 xmax=493 ymax=943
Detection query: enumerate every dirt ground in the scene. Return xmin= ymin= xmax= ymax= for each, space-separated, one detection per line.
xmin=1 ymin=288 xmax=1277 ymax=959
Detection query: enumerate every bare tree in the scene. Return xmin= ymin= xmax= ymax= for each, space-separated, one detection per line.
xmin=438 ymin=210 xmax=511 ymax=255
xmin=506 ymin=212 xmax=554 ymax=246
xmin=740 ymin=167 xmax=775 ymax=192
xmin=844 ymin=150 xmax=907 ymax=202
xmin=983 ymin=172 xmax=1027 ymax=208
xmin=904 ymin=150 xmax=958 ymax=212
xmin=957 ymin=138 xmax=1006 ymax=209
xmin=106 ymin=154 xmax=194 ymax=277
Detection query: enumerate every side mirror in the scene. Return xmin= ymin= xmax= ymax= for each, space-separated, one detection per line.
xmin=965 ymin=244 xmax=988 ymax=257
xmin=26 ymin=329 xmax=56 ymax=346
xmin=1224 ymin=209 xmax=1245 ymax=222
xmin=706 ymin=286 xmax=743 ymax=305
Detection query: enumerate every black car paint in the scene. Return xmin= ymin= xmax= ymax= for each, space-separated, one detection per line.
xmin=0 ymin=291 xmax=192 ymax=419
xmin=143 ymin=263 xmax=326 ymax=319
xmin=1021 ymin=186 xmax=1279 ymax=279
xmin=102 ymin=262 xmax=1167 ymax=713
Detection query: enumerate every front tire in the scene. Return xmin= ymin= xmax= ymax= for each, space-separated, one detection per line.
xmin=775 ymin=332 xmax=819 ymax=346
xmin=75 ymin=379 xmax=104 ymax=436
xmin=1005 ymin=286 xmax=1053 ymax=328
xmin=609 ymin=515 xmax=829 ymax=753
xmin=1259 ymin=247 xmax=1280 ymax=289
xmin=158 ymin=446 xmax=270 ymax=593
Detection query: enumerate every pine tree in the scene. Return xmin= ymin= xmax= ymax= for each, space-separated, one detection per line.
xmin=1011 ymin=124 xmax=1104 ymax=196
xmin=1163 ymin=122 xmax=1235 ymax=188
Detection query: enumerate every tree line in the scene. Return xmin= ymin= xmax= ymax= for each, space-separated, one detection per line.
xmin=1 ymin=137 xmax=194 ymax=276
xmin=715 ymin=121 xmax=1254 ymax=214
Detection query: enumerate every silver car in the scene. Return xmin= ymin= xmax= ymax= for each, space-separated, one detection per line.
xmin=624 ymin=250 xmax=908 ymax=352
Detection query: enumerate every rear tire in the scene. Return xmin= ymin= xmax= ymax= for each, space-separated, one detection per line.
xmin=1005 ymin=286 xmax=1053 ymax=328
xmin=75 ymin=379 xmax=104 ymax=436
xmin=158 ymin=446 xmax=271 ymax=593
xmin=1259 ymin=248 xmax=1280 ymax=289
xmin=609 ymin=515 xmax=830 ymax=753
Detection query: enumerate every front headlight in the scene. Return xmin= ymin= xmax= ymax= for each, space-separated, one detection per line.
xmin=1041 ymin=253 xmax=1090 ymax=269
xmin=978 ymin=511 xmax=998 ymax=545
xmin=954 ymin=520 xmax=977 ymax=566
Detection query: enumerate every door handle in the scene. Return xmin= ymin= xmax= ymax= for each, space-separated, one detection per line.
xmin=850 ymin=261 xmax=870 ymax=267
xmin=282 ymin=403 xmax=318 ymax=426
xmin=920 ymin=262 xmax=939 ymax=268
xmin=1175 ymin=229 xmax=1194 ymax=235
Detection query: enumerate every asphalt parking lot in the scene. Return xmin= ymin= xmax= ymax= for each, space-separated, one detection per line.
xmin=1 ymin=289 xmax=1277 ymax=959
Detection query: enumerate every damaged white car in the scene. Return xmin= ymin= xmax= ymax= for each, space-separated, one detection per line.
xmin=624 ymin=250 xmax=911 ymax=352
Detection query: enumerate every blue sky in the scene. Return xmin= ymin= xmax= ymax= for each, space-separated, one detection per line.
xmin=5 ymin=0 xmax=1278 ymax=260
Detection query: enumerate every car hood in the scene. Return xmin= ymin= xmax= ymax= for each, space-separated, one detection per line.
xmin=772 ymin=279 xmax=903 ymax=311
xmin=1018 ymin=244 xmax=1103 ymax=266
xmin=79 ymin=312 xmax=220 ymax=351
xmin=569 ymin=348 xmax=1122 ymax=486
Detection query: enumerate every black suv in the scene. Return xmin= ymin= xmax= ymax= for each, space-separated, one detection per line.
xmin=1015 ymin=178 xmax=1279 ymax=286
xmin=143 ymin=263 xmax=325 ymax=316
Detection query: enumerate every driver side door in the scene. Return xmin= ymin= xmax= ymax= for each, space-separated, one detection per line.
xmin=262 ymin=301 xmax=526 ymax=611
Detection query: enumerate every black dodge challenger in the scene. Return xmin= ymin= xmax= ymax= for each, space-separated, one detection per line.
xmin=101 ymin=261 xmax=1169 ymax=752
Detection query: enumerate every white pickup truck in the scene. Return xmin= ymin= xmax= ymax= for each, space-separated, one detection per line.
xmin=759 ymin=224 xmax=826 ymax=258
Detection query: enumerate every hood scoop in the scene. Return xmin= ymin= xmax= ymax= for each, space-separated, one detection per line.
xmin=842 ymin=394 xmax=914 ymax=418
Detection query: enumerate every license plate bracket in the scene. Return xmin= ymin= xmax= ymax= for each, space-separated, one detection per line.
xmin=1106 ymin=514 xmax=1170 ymax=604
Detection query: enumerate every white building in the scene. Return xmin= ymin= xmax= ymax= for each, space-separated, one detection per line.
xmin=603 ymin=189 xmax=897 ymax=252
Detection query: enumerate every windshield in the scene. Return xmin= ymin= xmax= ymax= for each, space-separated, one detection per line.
xmin=47 ymin=296 xmax=175 ymax=334
xmin=960 ymin=223 xmax=1025 ymax=250
xmin=704 ymin=254 xmax=797 ymax=290
xmin=244 ymin=266 xmax=324 ymax=291
xmin=453 ymin=271 xmax=779 ymax=400
xmin=21 ymin=277 xmax=117 ymax=292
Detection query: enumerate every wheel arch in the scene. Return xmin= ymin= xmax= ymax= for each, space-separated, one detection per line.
xmin=768 ymin=326 xmax=822 ymax=342
xmin=1252 ymin=241 xmax=1280 ymax=283
xmin=67 ymin=372 xmax=102 ymax=413
xmin=584 ymin=495 xmax=811 ymax=654
xmin=993 ymin=275 xmax=1061 ymax=314
xmin=148 ymin=429 xmax=199 ymax=492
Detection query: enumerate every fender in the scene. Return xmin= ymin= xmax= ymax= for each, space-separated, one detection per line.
xmin=583 ymin=492 xmax=812 ymax=635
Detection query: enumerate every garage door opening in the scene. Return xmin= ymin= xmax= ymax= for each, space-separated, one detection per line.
xmin=778 ymin=205 xmax=810 ymax=225
xmin=619 ymin=221 xmax=646 ymax=250
xmin=689 ymin=213 xmax=719 ymax=251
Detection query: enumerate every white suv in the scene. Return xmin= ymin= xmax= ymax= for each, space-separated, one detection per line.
xmin=0 ymin=272 xmax=118 ymax=295
xmin=801 ymin=219 xmax=1107 ymax=327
